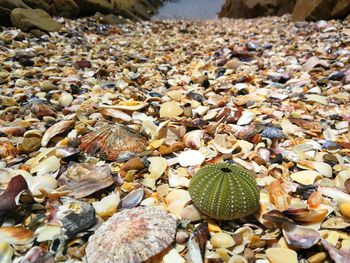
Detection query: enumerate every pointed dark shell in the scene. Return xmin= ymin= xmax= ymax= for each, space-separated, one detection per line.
xmin=79 ymin=124 xmax=148 ymax=161
xmin=189 ymin=163 xmax=260 ymax=220
xmin=85 ymin=206 xmax=176 ymax=263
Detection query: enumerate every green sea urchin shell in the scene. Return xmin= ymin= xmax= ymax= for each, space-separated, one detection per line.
xmin=189 ymin=163 xmax=260 ymax=220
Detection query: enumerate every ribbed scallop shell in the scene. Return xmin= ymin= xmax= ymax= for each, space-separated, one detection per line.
xmin=189 ymin=163 xmax=260 ymax=220
xmin=85 ymin=206 xmax=176 ymax=263
xmin=79 ymin=123 xmax=148 ymax=161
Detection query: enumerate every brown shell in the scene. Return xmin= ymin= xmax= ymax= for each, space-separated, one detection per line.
xmin=21 ymin=99 xmax=57 ymax=118
xmin=0 ymin=141 xmax=18 ymax=158
xmin=85 ymin=206 xmax=176 ymax=263
xmin=58 ymin=163 xmax=114 ymax=199
xmin=79 ymin=124 xmax=147 ymax=161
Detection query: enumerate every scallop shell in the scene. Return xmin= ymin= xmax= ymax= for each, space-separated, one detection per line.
xmin=79 ymin=123 xmax=147 ymax=161
xmin=0 ymin=142 xmax=18 ymax=158
xmin=189 ymin=163 xmax=260 ymax=220
xmin=21 ymin=99 xmax=57 ymax=118
xmin=58 ymin=163 xmax=114 ymax=199
xmin=85 ymin=206 xmax=176 ymax=263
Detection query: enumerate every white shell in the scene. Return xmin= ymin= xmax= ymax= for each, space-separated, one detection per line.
xmin=236 ymin=111 xmax=255 ymax=126
xmin=178 ymin=150 xmax=205 ymax=167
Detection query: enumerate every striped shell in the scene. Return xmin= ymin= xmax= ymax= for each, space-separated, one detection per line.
xmin=85 ymin=206 xmax=176 ymax=263
xmin=189 ymin=163 xmax=260 ymax=220
xmin=79 ymin=123 xmax=148 ymax=161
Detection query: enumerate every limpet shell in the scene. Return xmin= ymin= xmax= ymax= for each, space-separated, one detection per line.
xmin=85 ymin=206 xmax=176 ymax=263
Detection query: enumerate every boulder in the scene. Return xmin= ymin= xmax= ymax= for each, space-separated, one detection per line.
xmin=53 ymin=0 xmax=80 ymax=18
xmin=113 ymin=0 xmax=159 ymax=20
xmin=0 ymin=6 xmax=11 ymax=26
xmin=10 ymin=8 xmax=61 ymax=32
xmin=74 ymin=0 xmax=113 ymax=16
xmin=94 ymin=12 xmax=125 ymax=24
xmin=0 ymin=0 xmax=30 ymax=10
xmin=292 ymin=0 xmax=350 ymax=21
xmin=22 ymin=0 xmax=55 ymax=14
xmin=219 ymin=0 xmax=295 ymax=19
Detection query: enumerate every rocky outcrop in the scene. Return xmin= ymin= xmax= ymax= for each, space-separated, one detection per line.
xmin=219 ymin=0 xmax=350 ymax=20
xmin=10 ymin=8 xmax=61 ymax=32
xmin=0 ymin=0 xmax=163 ymax=32
xmin=292 ymin=0 xmax=350 ymax=21
xmin=219 ymin=0 xmax=296 ymax=19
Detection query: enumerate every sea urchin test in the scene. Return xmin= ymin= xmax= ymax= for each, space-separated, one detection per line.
xmin=189 ymin=163 xmax=260 ymax=220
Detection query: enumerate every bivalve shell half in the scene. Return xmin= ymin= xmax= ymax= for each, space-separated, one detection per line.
xmin=0 ymin=241 xmax=13 ymax=263
xmin=0 ymin=227 xmax=34 ymax=245
xmin=85 ymin=206 xmax=176 ymax=263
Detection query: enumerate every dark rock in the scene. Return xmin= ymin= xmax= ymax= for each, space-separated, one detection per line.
xmin=19 ymin=58 xmax=34 ymax=67
xmin=94 ymin=12 xmax=124 ymax=24
xmin=292 ymin=0 xmax=350 ymax=21
xmin=22 ymin=0 xmax=54 ymax=13
xmin=0 ymin=0 xmax=29 ymax=10
xmin=74 ymin=0 xmax=113 ymax=16
xmin=219 ymin=0 xmax=296 ymax=19
xmin=30 ymin=29 xmax=46 ymax=37
xmin=0 ymin=7 xmax=11 ymax=26
xmin=74 ymin=60 xmax=92 ymax=69
xmin=53 ymin=0 xmax=80 ymax=18
xmin=10 ymin=8 xmax=61 ymax=32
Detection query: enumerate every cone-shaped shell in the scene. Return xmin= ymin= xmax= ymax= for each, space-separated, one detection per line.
xmin=79 ymin=123 xmax=147 ymax=161
xmin=189 ymin=163 xmax=260 ymax=220
xmin=85 ymin=206 xmax=176 ymax=263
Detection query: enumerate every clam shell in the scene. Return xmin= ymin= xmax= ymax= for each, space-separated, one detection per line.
xmin=85 ymin=206 xmax=176 ymax=263
xmin=41 ymin=120 xmax=75 ymax=147
xmin=0 ymin=227 xmax=34 ymax=245
xmin=99 ymin=101 xmax=148 ymax=111
xmin=0 ymin=241 xmax=13 ymax=263
xmin=58 ymin=163 xmax=114 ymax=199
xmin=282 ymin=222 xmax=320 ymax=249
xmin=79 ymin=123 xmax=147 ymax=161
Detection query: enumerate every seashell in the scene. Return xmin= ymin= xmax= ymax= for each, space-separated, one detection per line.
xmin=99 ymin=101 xmax=148 ymax=111
xmin=165 ymin=189 xmax=191 ymax=219
xmin=261 ymin=125 xmax=284 ymax=139
xmin=213 ymin=134 xmax=236 ymax=154
xmin=290 ymin=170 xmax=322 ymax=185
xmin=339 ymin=203 xmax=350 ymax=219
xmin=178 ymin=150 xmax=205 ymax=167
xmin=318 ymin=186 xmax=350 ymax=207
xmin=0 ymin=141 xmax=18 ymax=158
xmin=18 ymin=130 xmax=42 ymax=153
xmin=266 ymin=248 xmax=298 ymax=263
xmin=121 ymin=188 xmax=144 ymax=209
xmin=322 ymin=217 xmax=350 ymax=229
xmin=236 ymin=111 xmax=255 ymax=126
xmin=85 ymin=206 xmax=176 ymax=263
xmin=180 ymin=204 xmax=202 ymax=222
xmin=30 ymin=155 xmax=61 ymax=176
xmin=163 ymin=248 xmax=186 ymax=263
xmin=93 ymin=192 xmax=120 ymax=218
xmin=147 ymin=157 xmax=167 ymax=180
xmin=210 ymin=232 xmax=235 ymax=248
xmin=182 ymin=130 xmax=204 ymax=149
xmin=59 ymin=93 xmax=73 ymax=107
xmin=57 ymin=198 xmax=96 ymax=238
xmin=283 ymin=208 xmax=328 ymax=223
xmin=21 ymin=99 xmax=57 ymax=118
xmin=335 ymin=170 xmax=350 ymax=191
xmin=26 ymin=175 xmax=58 ymax=196
xmin=231 ymin=227 xmax=254 ymax=254
xmin=79 ymin=123 xmax=147 ymax=161
xmin=20 ymin=246 xmax=54 ymax=263
xmin=35 ymin=225 xmax=61 ymax=242
xmin=313 ymin=161 xmax=333 ymax=178
xmin=262 ymin=210 xmax=293 ymax=224
xmin=58 ymin=163 xmax=114 ymax=199
xmin=0 ymin=126 xmax=26 ymax=137
xmin=100 ymin=108 xmax=132 ymax=122
xmin=186 ymin=222 xmax=208 ymax=263
xmin=159 ymin=101 xmax=183 ymax=118
xmin=188 ymin=163 xmax=260 ymax=220
xmin=321 ymin=239 xmax=350 ymax=263
xmin=282 ymin=222 xmax=320 ymax=249
xmin=0 ymin=241 xmax=13 ymax=263
xmin=0 ymin=227 xmax=34 ymax=245
xmin=41 ymin=120 xmax=75 ymax=147
xmin=0 ymin=175 xmax=28 ymax=218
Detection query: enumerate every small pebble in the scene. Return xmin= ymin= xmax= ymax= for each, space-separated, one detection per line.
xmin=210 ymin=232 xmax=235 ymax=248
xmin=59 ymin=93 xmax=73 ymax=107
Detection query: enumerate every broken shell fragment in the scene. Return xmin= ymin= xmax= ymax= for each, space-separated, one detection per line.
xmin=58 ymin=163 xmax=114 ymax=199
xmin=159 ymin=101 xmax=183 ymax=118
xmin=283 ymin=208 xmax=328 ymax=223
xmin=0 ymin=241 xmax=13 ymax=263
xmin=290 ymin=170 xmax=322 ymax=185
xmin=0 ymin=142 xmax=18 ymax=158
xmin=79 ymin=123 xmax=147 ymax=161
xmin=85 ymin=206 xmax=176 ymax=263
xmin=182 ymin=130 xmax=204 ymax=149
xmin=282 ymin=222 xmax=320 ymax=249
xmin=178 ymin=150 xmax=205 ymax=167
xmin=93 ymin=192 xmax=120 ymax=218
xmin=0 ymin=227 xmax=34 ymax=245
xmin=41 ymin=120 xmax=75 ymax=147
xmin=57 ymin=198 xmax=96 ymax=238
xmin=266 ymin=248 xmax=298 ymax=263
